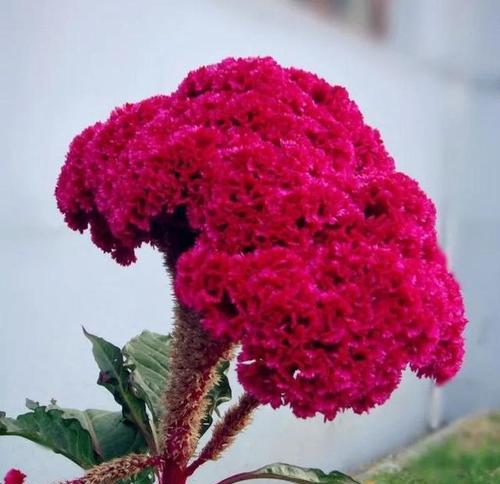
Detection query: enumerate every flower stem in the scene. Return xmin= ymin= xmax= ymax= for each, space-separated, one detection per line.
xmin=160 ymin=460 xmax=187 ymax=484
xmin=155 ymin=220 xmax=232 ymax=481
xmin=159 ymin=303 xmax=231 ymax=479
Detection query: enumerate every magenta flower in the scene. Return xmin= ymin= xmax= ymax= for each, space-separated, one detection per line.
xmin=56 ymin=57 xmax=466 ymax=420
xmin=4 ymin=469 xmax=26 ymax=484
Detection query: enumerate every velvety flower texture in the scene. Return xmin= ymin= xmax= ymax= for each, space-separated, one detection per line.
xmin=56 ymin=57 xmax=466 ymax=420
xmin=4 ymin=469 xmax=26 ymax=484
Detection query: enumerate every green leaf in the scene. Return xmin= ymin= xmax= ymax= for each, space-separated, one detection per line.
xmin=118 ymin=468 xmax=156 ymax=484
xmin=60 ymin=408 xmax=147 ymax=461
xmin=217 ymin=463 xmax=361 ymax=484
xmin=0 ymin=401 xmax=148 ymax=468
xmin=0 ymin=401 xmax=98 ymax=469
xmin=122 ymin=330 xmax=232 ymax=437
xmin=123 ymin=330 xmax=171 ymax=423
xmin=83 ymin=328 xmax=155 ymax=451
xmin=199 ymin=360 xmax=232 ymax=437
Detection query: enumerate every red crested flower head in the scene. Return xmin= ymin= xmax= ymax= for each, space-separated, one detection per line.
xmin=56 ymin=57 xmax=466 ymax=419
xmin=4 ymin=469 xmax=26 ymax=484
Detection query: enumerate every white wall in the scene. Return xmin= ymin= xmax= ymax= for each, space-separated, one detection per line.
xmin=438 ymin=75 xmax=500 ymax=421
xmin=389 ymin=0 xmax=500 ymax=424
xmin=0 ymin=1 xmax=483 ymax=482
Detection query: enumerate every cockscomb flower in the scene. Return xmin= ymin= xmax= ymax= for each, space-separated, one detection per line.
xmin=3 ymin=469 xmax=26 ymax=484
xmin=56 ymin=57 xmax=466 ymax=420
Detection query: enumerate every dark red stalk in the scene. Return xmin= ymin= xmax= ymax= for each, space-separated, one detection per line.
xmin=161 ymin=460 xmax=188 ymax=484
xmin=158 ymin=235 xmax=232 ymax=482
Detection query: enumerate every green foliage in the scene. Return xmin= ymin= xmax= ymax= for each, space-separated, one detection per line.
xmin=220 ymin=463 xmax=360 ymax=483
xmin=121 ymin=330 xmax=231 ymax=438
xmin=83 ymin=329 xmax=155 ymax=451
xmin=59 ymin=408 xmax=147 ymax=461
xmin=0 ymin=328 xmax=233 ymax=483
xmin=371 ymin=414 xmax=500 ymax=484
xmin=372 ymin=443 xmax=500 ymax=484
xmin=123 ymin=330 xmax=172 ymax=425
xmin=200 ymin=360 xmax=232 ymax=437
xmin=119 ymin=468 xmax=156 ymax=484
xmin=1 ymin=328 xmax=359 ymax=483
xmin=0 ymin=400 xmax=98 ymax=469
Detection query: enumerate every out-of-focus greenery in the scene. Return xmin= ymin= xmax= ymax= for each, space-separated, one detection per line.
xmin=367 ymin=413 xmax=500 ymax=484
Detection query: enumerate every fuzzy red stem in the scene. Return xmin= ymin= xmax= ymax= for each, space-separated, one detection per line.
xmin=161 ymin=460 xmax=188 ymax=484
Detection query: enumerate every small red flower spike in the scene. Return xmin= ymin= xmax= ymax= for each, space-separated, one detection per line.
xmin=4 ymin=469 xmax=26 ymax=484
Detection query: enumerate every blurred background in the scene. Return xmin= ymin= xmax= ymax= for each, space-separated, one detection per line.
xmin=1 ymin=1 xmax=499 ymax=482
